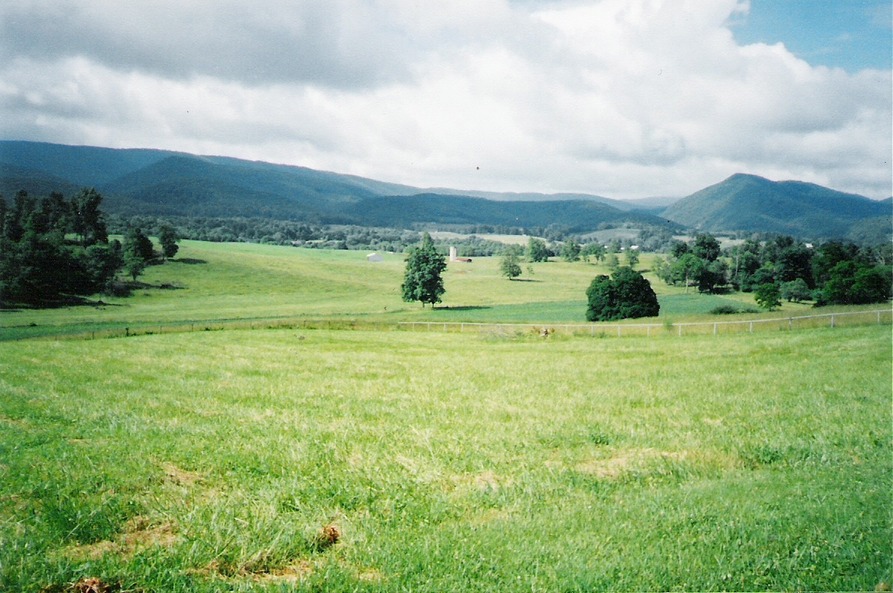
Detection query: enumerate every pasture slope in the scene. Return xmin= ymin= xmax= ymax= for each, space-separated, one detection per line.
xmin=0 ymin=241 xmax=890 ymax=592
xmin=0 ymin=239 xmax=879 ymax=339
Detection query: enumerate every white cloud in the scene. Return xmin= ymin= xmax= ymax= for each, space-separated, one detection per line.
xmin=0 ymin=0 xmax=890 ymax=199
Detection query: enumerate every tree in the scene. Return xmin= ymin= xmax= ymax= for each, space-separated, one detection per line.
xmin=624 ymin=248 xmax=639 ymax=268
xmin=158 ymin=224 xmax=179 ymax=260
xmin=692 ymin=233 xmax=721 ymax=262
xmin=754 ymin=282 xmax=781 ymax=310
xmin=123 ymin=228 xmax=154 ymax=281
xmin=500 ymin=246 xmax=522 ymax=280
xmin=581 ymin=242 xmax=605 ymax=263
xmin=585 ymin=266 xmax=660 ymax=322
xmin=780 ymin=278 xmax=811 ymax=303
xmin=401 ymin=233 xmax=446 ymax=307
xmin=561 ymin=239 xmax=581 ymax=262
xmin=527 ymin=237 xmax=549 ymax=262
xmin=70 ymin=188 xmax=108 ymax=247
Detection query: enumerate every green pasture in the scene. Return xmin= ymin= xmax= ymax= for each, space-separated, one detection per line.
xmin=0 ymin=241 xmax=824 ymax=339
xmin=0 ymin=325 xmax=890 ymax=591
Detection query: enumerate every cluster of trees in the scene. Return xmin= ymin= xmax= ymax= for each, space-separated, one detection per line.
xmin=0 ymin=189 xmax=179 ymax=306
xmin=108 ymin=215 xmax=509 ymax=256
xmin=654 ymin=234 xmax=728 ymax=293
xmin=655 ymin=234 xmax=891 ymax=308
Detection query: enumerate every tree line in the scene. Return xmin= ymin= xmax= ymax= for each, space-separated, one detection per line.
xmin=653 ymin=233 xmax=891 ymax=308
xmin=0 ymin=189 xmax=178 ymax=306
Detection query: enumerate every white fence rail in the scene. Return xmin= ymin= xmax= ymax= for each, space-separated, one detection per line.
xmin=398 ymin=309 xmax=893 ymax=338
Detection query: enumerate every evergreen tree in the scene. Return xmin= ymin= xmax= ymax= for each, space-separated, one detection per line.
xmin=401 ymin=233 xmax=447 ymax=307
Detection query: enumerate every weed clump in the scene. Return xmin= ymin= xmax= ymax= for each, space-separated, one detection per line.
xmin=313 ymin=524 xmax=340 ymax=551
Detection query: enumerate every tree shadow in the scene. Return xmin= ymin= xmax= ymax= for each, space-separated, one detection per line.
xmin=510 ymin=278 xmax=542 ymax=283
xmin=432 ymin=305 xmax=492 ymax=311
xmin=171 ymin=258 xmax=207 ymax=265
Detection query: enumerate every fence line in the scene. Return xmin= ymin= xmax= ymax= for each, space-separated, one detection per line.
xmin=397 ymin=309 xmax=893 ymax=338
xmin=5 ymin=308 xmax=890 ymax=342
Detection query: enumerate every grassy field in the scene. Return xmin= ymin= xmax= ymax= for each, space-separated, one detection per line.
xmin=0 ymin=241 xmax=890 ymax=591
xmin=0 ymin=325 xmax=890 ymax=591
xmin=0 ymin=240 xmax=830 ymax=340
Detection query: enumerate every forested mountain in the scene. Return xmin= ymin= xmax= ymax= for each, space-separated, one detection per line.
xmin=0 ymin=141 xmax=674 ymax=232
xmin=662 ymin=173 xmax=891 ymax=242
xmin=1 ymin=141 xmax=888 ymax=241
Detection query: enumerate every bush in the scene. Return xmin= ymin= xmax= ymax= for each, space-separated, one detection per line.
xmin=586 ymin=267 xmax=660 ymax=322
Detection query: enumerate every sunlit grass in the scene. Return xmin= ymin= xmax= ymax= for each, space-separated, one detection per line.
xmin=1 ymin=325 xmax=890 ymax=591
xmin=0 ymin=242 xmax=842 ymax=340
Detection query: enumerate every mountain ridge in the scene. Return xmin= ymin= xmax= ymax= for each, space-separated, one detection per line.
xmin=0 ymin=141 xmax=888 ymax=241
xmin=662 ymin=173 xmax=890 ymax=241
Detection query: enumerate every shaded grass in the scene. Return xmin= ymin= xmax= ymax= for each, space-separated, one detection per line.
xmin=1 ymin=325 xmax=889 ymax=591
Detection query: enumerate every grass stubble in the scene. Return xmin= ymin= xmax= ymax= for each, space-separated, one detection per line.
xmin=0 ymin=324 xmax=890 ymax=591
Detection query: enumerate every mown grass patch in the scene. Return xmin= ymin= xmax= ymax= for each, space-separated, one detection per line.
xmin=1 ymin=325 xmax=889 ymax=591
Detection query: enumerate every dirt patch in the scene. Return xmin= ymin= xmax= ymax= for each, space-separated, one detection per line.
xmin=249 ymin=561 xmax=314 ymax=583
xmin=161 ymin=462 xmax=203 ymax=486
xmin=575 ymin=448 xmax=689 ymax=479
xmin=191 ymin=559 xmax=314 ymax=584
xmin=41 ymin=577 xmax=128 ymax=593
xmin=62 ymin=516 xmax=178 ymax=561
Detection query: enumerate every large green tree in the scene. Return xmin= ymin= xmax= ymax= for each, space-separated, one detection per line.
xmin=401 ymin=233 xmax=447 ymax=307
xmin=586 ymin=266 xmax=660 ymax=322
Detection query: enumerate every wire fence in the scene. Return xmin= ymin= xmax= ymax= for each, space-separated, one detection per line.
xmin=4 ymin=308 xmax=890 ymax=342
xmin=397 ymin=309 xmax=893 ymax=338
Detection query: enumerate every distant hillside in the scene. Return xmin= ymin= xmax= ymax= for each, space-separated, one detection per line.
xmin=662 ymin=173 xmax=891 ymax=242
xmin=0 ymin=140 xmax=676 ymax=232
xmin=2 ymin=142 xmax=885 ymax=241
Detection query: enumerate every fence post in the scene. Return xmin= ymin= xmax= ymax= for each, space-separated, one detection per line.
xmin=830 ymin=315 xmax=835 ymax=328
xmin=713 ymin=323 xmax=717 ymax=336
xmin=749 ymin=321 xmax=753 ymax=333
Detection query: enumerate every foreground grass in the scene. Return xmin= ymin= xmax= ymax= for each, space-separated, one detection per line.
xmin=1 ymin=325 xmax=890 ymax=591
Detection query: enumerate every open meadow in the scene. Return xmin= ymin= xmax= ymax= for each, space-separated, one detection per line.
xmin=0 ymin=241 xmax=891 ymax=592
xmin=0 ymin=240 xmax=846 ymax=340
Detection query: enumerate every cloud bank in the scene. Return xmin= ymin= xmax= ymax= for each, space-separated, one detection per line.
xmin=1 ymin=0 xmax=890 ymax=199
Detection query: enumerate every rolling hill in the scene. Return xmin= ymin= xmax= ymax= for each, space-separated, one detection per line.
xmin=1 ymin=141 xmax=888 ymax=241
xmin=662 ymin=173 xmax=891 ymax=242
xmin=0 ymin=140 xmax=675 ymax=232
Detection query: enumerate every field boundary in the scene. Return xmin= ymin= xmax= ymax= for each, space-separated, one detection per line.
xmin=3 ymin=308 xmax=890 ymax=342
xmin=398 ymin=309 xmax=893 ymax=337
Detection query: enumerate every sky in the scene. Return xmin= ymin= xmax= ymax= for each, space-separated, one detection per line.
xmin=1 ymin=0 xmax=891 ymax=200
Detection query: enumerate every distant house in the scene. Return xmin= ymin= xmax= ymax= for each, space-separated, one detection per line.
xmin=367 ymin=252 xmax=383 ymax=263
